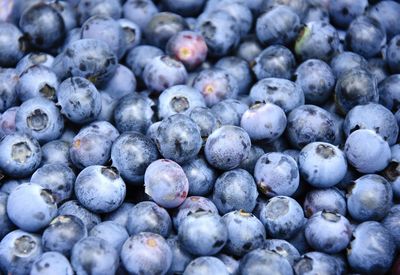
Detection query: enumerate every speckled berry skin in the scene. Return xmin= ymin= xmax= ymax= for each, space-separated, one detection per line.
xmin=0 ymin=133 xmax=42 ymax=178
xmin=143 ymin=55 xmax=188 ymax=93
xmin=252 ymin=45 xmax=296 ymax=80
xmin=286 ymin=105 xmax=339 ymax=149
xmin=166 ymin=30 xmax=208 ymax=70
xmin=254 ymin=152 xmax=299 ymax=197
xmin=155 ymin=114 xmax=202 ymax=164
xmin=58 ymin=200 xmax=101 ymax=231
xmin=294 ymin=251 xmax=343 ymax=275
xmin=125 ymin=45 xmax=163 ymax=78
xmin=298 ymin=142 xmax=347 ymax=188
xmin=303 ymin=188 xmax=347 ymax=218
xmin=241 ymin=103 xmax=287 ymax=142
xmin=144 ymin=159 xmax=188 ymax=208
xmin=205 ymin=125 xmax=251 ymax=170
xmin=182 ymin=157 xmax=217 ymax=196
xmin=263 ymin=239 xmax=300 ymax=266
xmin=178 ymin=211 xmax=227 ymax=256
xmin=0 ymin=69 xmax=18 ymax=113
xmin=0 ymin=22 xmax=26 ymax=67
xmin=7 ymin=183 xmax=57 ymax=232
xmin=222 ymin=210 xmax=266 ymax=257
xmin=305 ymin=211 xmax=352 ymax=254
xmin=74 ymin=165 xmax=126 ymax=213
xmin=347 ymin=221 xmax=396 ymax=274
xmin=258 ymin=196 xmax=305 ymax=239
xmin=192 ymin=68 xmax=239 ymax=107
xmin=249 ymin=78 xmax=304 ymax=113
xmin=126 ymin=201 xmax=172 ymax=238
xmin=121 ymin=232 xmax=172 ymax=275
xmin=111 ymin=132 xmax=158 ymax=185
xmin=343 ymin=103 xmax=398 ymax=145
xmin=167 ymin=235 xmax=194 ymax=274
xmin=347 ymin=174 xmax=392 ymax=222
xmin=212 ymin=169 xmax=258 ymax=214
xmin=344 ymin=129 xmax=391 ymax=173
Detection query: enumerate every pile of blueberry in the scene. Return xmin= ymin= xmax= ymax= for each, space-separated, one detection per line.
xmin=1 ymin=0 xmax=400 ymax=274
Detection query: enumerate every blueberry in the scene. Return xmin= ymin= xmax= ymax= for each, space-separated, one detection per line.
xmin=239 ymin=145 xmax=265 ymax=173
xmin=0 ymin=192 xmax=15 ymax=239
xmin=0 ymin=22 xmax=25 ymax=67
xmin=58 ymin=200 xmax=100 ymax=231
xmin=344 ymin=129 xmax=391 ymax=173
xmin=7 ymin=183 xmax=57 ymax=232
xmin=368 ymin=57 xmax=389 ymax=84
xmin=294 ymin=251 xmax=343 ymax=275
xmin=178 ymin=211 xmax=227 ymax=256
xmin=126 ymin=201 xmax=172 ymax=237
xmin=235 ymin=35 xmax=263 ymax=63
xmin=71 ymin=236 xmax=119 ymax=275
xmin=89 ymin=221 xmax=129 ymax=252
xmin=0 ymin=69 xmax=18 ymax=112
xmin=77 ymin=0 xmax=122 ymax=24
xmin=121 ymin=232 xmax=172 ymax=275
xmin=295 ymin=21 xmax=340 ymax=62
xmin=15 ymin=52 xmax=54 ymax=76
xmin=125 ymin=45 xmax=164 ymax=79
xmin=241 ymin=103 xmax=287 ymax=142
xmin=343 ymin=102 xmax=398 ymax=145
xmin=239 ymin=249 xmax=293 ymax=275
xmin=303 ymin=188 xmax=347 ymax=218
xmin=75 ymin=165 xmax=126 ymax=213
xmin=382 ymin=205 xmax=400 ymax=249
xmin=155 ymin=114 xmax=202 ymax=164
xmin=211 ymin=99 xmax=248 ymax=126
xmin=303 ymin=5 xmax=330 ymax=24
xmin=167 ymin=235 xmax=194 ymax=274
xmin=30 ymin=251 xmax=73 ymax=275
xmin=42 ymin=215 xmax=87 ymax=257
xmin=205 ymin=125 xmax=251 ymax=170
xmin=258 ymin=196 xmax=305 ymax=239
xmin=102 ymin=64 xmax=136 ymax=101
xmin=252 ymin=45 xmax=295 ymax=80
xmin=166 ymin=31 xmax=208 ymax=70
xmin=347 ymin=221 xmax=396 ymax=274
xmin=114 ymin=93 xmax=155 ymax=134
xmin=192 ymin=68 xmax=239 ymax=107
xmin=53 ymin=38 xmax=118 ymax=87
xmin=183 ymin=256 xmax=229 ymax=275
xmin=19 ymin=3 xmax=66 ymax=50
xmin=379 ymin=74 xmax=400 ymax=112
xmin=211 ymin=2 xmax=253 ymax=37
xmin=144 ymin=159 xmax=189 ymax=208
xmin=254 ymin=152 xmax=299 ymax=197
xmin=298 ymin=142 xmax=347 ymax=188
xmin=387 ymin=35 xmax=400 ymax=74
xmin=263 ymin=239 xmax=300 ymax=266
xmin=0 ymin=106 xmax=18 ymax=138
xmin=143 ymin=55 xmax=188 ymax=93
xmin=49 ymin=1 xmax=77 ymax=31
xmin=261 ymin=0 xmax=307 ymax=18
xmin=30 ymin=164 xmax=75 ymax=204
xmin=145 ymin=12 xmax=188 ymax=49
xmin=195 ymin=10 xmax=239 ymax=57
xmin=213 ymin=169 xmax=258 ymax=214
xmin=172 ymin=196 xmax=218 ymax=230
xmin=122 ymin=0 xmax=158 ymax=30
xmin=118 ymin=18 xmax=142 ymax=52
xmin=163 ymin=0 xmax=205 ymax=17
xmin=188 ymin=106 xmax=221 ymax=141
xmin=182 ymin=157 xmax=217 ymax=196
xmin=329 ymin=0 xmax=368 ymax=29
xmin=103 ymin=202 xmax=134 ymax=228
xmin=305 ymin=211 xmax=352 ymax=254
xmin=57 ymin=77 xmax=102 ymax=124
xmin=367 ymin=0 xmax=400 ymax=40
xmin=346 ymin=174 xmax=392 ymax=221
xmin=216 ymin=254 xmax=239 ymax=275
xmin=286 ymin=105 xmax=339 ymax=148
xmin=256 ymin=6 xmax=300 ymax=46
xmin=294 ymin=59 xmax=335 ymax=105
xmin=0 ymin=133 xmax=42 ymax=178
xmin=330 ymin=51 xmax=368 ymax=78
xmin=0 ymin=230 xmax=42 ymax=275
xmin=249 ymin=78 xmax=305 ymax=113
xmin=158 ymin=85 xmax=206 ymax=119
xmin=222 ymin=210 xmax=266 ymax=257
xmin=111 ymin=131 xmax=158 ymax=184
xmin=0 ymin=179 xmax=29 ymax=195
xmin=345 ymin=16 xmax=386 ymax=58
xmin=81 ymin=15 xmax=126 ymax=59
xmin=335 ymin=67 xmax=379 ymax=114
